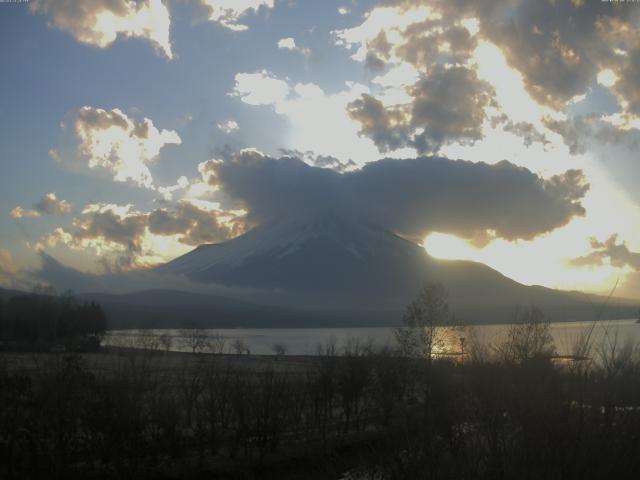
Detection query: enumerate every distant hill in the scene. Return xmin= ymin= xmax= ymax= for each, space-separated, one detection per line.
xmin=0 ymin=287 xmax=25 ymax=301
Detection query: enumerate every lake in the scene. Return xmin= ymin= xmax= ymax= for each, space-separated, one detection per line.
xmin=104 ymin=318 xmax=640 ymax=358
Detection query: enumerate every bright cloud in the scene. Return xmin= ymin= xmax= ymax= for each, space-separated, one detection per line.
xmin=10 ymin=207 xmax=41 ymax=220
xmin=158 ymin=176 xmax=190 ymax=201
xmin=277 ymin=37 xmax=311 ymax=57
xmin=217 ymin=119 xmax=240 ymax=134
xmin=72 ymin=106 xmax=181 ymax=188
xmin=231 ymin=70 xmax=290 ymax=106
xmin=597 ymin=69 xmax=619 ymax=88
xmin=30 ymin=0 xmax=173 ymax=58
xmin=277 ymin=37 xmax=296 ymax=50
xmin=198 ymin=0 xmax=274 ymax=31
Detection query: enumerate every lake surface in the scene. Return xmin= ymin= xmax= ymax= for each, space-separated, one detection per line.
xmin=105 ymin=319 xmax=640 ymax=358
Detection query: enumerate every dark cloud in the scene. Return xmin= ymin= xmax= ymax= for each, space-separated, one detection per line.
xmin=35 ymin=193 xmax=72 ymax=216
xmin=542 ymin=116 xmax=591 ymax=156
xmin=363 ymin=31 xmax=393 ymax=71
xmin=365 ymin=51 xmax=387 ymax=71
xmin=148 ymin=201 xmax=242 ymax=246
xmin=593 ymin=16 xmax=640 ymax=115
xmin=387 ymin=0 xmax=639 ymax=109
xmin=76 ymin=105 xmax=130 ymax=130
xmin=347 ymin=94 xmax=411 ymax=153
xmin=543 ymin=114 xmax=639 ymax=155
xmin=10 ymin=193 xmax=72 ymax=219
xmin=397 ymin=20 xmax=478 ymax=71
xmin=356 ymin=0 xmax=640 ymax=152
xmin=409 ymin=66 xmax=495 ymax=153
xmin=74 ymin=207 xmax=148 ymax=256
xmin=202 ymin=151 xmax=589 ymax=242
xmin=495 ymin=117 xmax=550 ymax=148
xmin=615 ymin=50 xmax=640 ymax=114
xmin=44 ymin=200 xmax=243 ymax=268
xmin=570 ymin=235 xmax=640 ymax=270
xmin=348 ymin=66 xmax=495 ymax=154
xmin=278 ymin=149 xmax=358 ymax=172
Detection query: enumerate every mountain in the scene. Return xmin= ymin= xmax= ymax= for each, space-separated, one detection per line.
xmin=160 ymin=214 xmax=635 ymax=325
xmin=162 ymin=214 xmax=510 ymax=296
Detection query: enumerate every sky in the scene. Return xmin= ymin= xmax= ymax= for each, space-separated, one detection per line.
xmin=1 ymin=0 xmax=640 ymax=299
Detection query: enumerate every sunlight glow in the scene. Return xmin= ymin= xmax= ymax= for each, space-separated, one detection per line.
xmin=424 ymin=233 xmax=478 ymax=261
xmin=472 ymin=41 xmax=555 ymax=125
xmin=597 ymin=69 xmax=619 ymax=88
xmin=423 ymin=231 xmax=627 ymax=295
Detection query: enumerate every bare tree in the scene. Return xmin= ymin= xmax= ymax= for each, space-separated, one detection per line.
xmin=394 ymin=283 xmax=450 ymax=361
xmin=496 ymin=305 xmax=555 ymax=364
xmin=232 ymin=338 xmax=249 ymax=355
xmin=182 ymin=329 xmax=210 ymax=354
xmin=158 ymin=332 xmax=172 ymax=352
xmin=271 ymin=343 xmax=288 ymax=357
xmin=210 ymin=332 xmax=227 ymax=354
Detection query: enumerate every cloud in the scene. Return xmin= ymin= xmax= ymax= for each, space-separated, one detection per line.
xmin=10 ymin=207 xmax=41 ymax=220
xmin=158 ymin=176 xmax=190 ymax=201
xmin=277 ymin=37 xmax=311 ymax=57
xmin=231 ymin=70 xmax=290 ymax=106
xmin=0 ymin=247 xmax=33 ymax=291
xmin=334 ymin=8 xmax=496 ymax=154
xmin=148 ymin=200 xmax=243 ymax=245
xmin=74 ymin=203 xmax=148 ymax=258
xmin=217 ymin=119 xmax=240 ymax=134
xmin=36 ymin=193 xmax=72 ymax=216
xmin=200 ymin=150 xmax=589 ymax=243
xmin=40 ymin=203 xmax=155 ymax=270
xmin=333 ymin=5 xmax=437 ymax=64
xmin=488 ymin=115 xmax=550 ymax=148
xmin=375 ymin=0 xmax=638 ymax=110
xmin=543 ymin=114 xmax=639 ymax=155
xmin=0 ymin=248 xmax=18 ymax=287
xmin=0 ymin=249 xmax=16 ymax=273
xmin=348 ymin=66 xmax=496 ymax=154
xmin=40 ymin=200 xmax=244 ymax=269
xmin=30 ymin=0 xmax=173 ymax=58
xmin=278 ymin=148 xmax=358 ymax=173
xmin=197 ymin=0 xmax=274 ymax=31
xmin=10 ymin=192 xmax=72 ymax=219
xmin=347 ymin=94 xmax=410 ymax=153
xmin=570 ymin=235 xmax=640 ymax=271
xmin=70 ymin=106 xmax=181 ymax=188
xmin=277 ymin=37 xmax=296 ymax=50
xmin=338 ymin=7 xmax=350 ymax=16
xmin=230 ymin=71 xmax=383 ymax=164
xmin=335 ymin=1 xmax=640 ymax=153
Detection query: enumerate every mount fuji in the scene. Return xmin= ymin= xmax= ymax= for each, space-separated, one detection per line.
xmin=157 ymin=214 xmax=627 ymax=325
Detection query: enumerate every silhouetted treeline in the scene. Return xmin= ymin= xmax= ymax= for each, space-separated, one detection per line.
xmin=0 ymin=290 xmax=106 ymax=351
xmin=1 ymin=337 xmax=640 ymax=479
